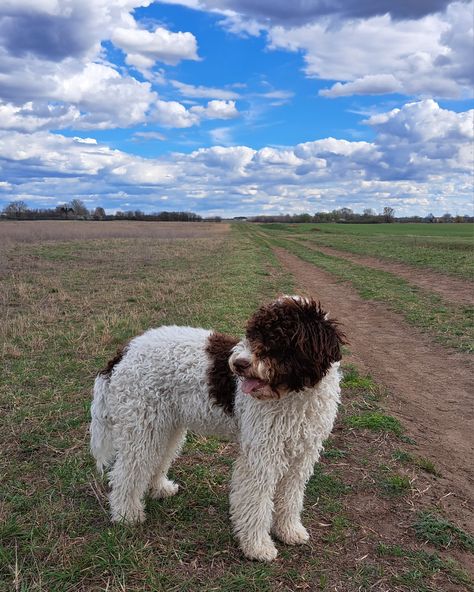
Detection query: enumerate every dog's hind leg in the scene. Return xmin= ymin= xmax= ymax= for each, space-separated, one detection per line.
xmin=149 ymin=427 xmax=187 ymax=499
xmin=108 ymin=424 xmax=170 ymax=524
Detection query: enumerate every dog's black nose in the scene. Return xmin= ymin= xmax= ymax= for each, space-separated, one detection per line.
xmin=233 ymin=358 xmax=251 ymax=372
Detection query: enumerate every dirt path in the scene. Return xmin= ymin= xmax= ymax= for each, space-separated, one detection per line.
xmin=295 ymin=240 xmax=473 ymax=306
xmin=276 ymin=248 xmax=474 ymax=529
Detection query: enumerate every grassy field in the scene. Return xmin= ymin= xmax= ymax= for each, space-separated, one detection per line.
xmin=1 ymin=222 xmax=473 ymax=591
xmin=258 ymin=223 xmax=474 ymax=280
xmin=263 ymin=222 xmax=474 ymax=237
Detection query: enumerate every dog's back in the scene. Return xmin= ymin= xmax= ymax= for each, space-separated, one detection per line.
xmin=90 ymin=325 xmax=238 ymax=473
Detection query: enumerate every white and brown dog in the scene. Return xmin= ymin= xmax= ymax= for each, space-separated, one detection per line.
xmin=90 ymin=295 xmax=344 ymax=561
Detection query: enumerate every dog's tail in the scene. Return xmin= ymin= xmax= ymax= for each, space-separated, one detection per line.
xmin=90 ymin=373 xmax=115 ymax=474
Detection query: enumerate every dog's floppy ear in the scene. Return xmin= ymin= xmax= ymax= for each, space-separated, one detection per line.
xmin=206 ymin=332 xmax=239 ymax=415
xmin=305 ymin=306 xmax=345 ymax=381
xmin=287 ymin=298 xmax=345 ymax=387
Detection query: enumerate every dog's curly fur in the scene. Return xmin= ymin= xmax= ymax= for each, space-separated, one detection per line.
xmin=90 ymin=295 xmax=345 ymax=561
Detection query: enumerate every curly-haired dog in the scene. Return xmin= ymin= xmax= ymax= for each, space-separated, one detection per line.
xmin=90 ymin=296 xmax=344 ymax=561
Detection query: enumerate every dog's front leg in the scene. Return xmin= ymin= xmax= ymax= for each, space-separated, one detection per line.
xmin=272 ymin=451 xmax=318 ymax=545
xmin=229 ymin=453 xmax=279 ymax=561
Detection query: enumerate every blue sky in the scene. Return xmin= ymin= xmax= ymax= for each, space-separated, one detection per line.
xmin=0 ymin=0 xmax=473 ymax=217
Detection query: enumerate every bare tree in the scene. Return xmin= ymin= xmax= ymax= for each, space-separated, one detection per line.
xmin=2 ymin=200 xmax=29 ymax=218
xmin=70 ymin=199 xmax=89 ymax=217
xmin=383 ymin=206 xmax=395 ymax=223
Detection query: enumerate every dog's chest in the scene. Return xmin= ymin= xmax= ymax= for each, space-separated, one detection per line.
xmin=237 ymin=378 xmax=340 ymax=460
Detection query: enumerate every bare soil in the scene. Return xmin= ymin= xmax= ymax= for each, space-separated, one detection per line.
xmin=302 ymin=242 xmax=474 ymax=306
xmin=275 ymin=248 xmax=474 ymax=534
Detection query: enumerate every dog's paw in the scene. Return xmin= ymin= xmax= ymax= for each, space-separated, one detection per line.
xmin=240 ymin=538 xmax=278 ymax=562
xmin=272 ymin=522 xmax=309 ymax=545
xmin=150 ymin=478 xmax=179 ymax=499
xmin=111 ymin=505 xmax=146 ymax=524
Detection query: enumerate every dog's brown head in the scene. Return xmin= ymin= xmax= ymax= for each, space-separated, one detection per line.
xmin=229 ymin=295 xmax=345 ymax=400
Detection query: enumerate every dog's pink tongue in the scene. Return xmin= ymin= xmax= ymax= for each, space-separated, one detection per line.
xmin=241 ymin=378 xmax=265 ymax=395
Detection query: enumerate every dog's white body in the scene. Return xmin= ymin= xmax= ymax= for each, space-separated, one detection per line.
xmin=91 ymin=318 xmax=341 ymax=561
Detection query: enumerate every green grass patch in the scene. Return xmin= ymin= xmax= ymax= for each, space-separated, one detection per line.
xmin=349 ymin=563 xmax=384 ymax=590
xmin=378 ymin=473 xmax=411 ymax=497
xmin=184 ymin=433 xmax=223 ymax=454
xmin=414 ymin=457 xmax=439 ymax=476
xmin=322 ymin=447 xmax=347 ymax=460
xmin=323 ymin=514 xmax=351 ymax=544
xmin=306 ymin=465 xmax=350 ymax=516
xmin=392 ymin=449 xmax=414 ymax=464
xmin=377 ymin=543 xmax=473 ymax=589
xmin=392 ymin=450 xmax=440 ymax=476
xmin=344 ymin=412 xmax=403 ymax=436
xmin=306 ymin=465 xmax=351 ymax=499
xmin=413 ymin=512 xmax=474 ymax=551
xmin=213 ymin=566 xmax=275 ymax=592
xmin=341 ymin=364 xmax=377 ymax=391
xmin=259 ymin=222 xmax=474 ymax=238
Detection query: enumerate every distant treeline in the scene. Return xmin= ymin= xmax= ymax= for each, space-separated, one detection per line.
xmin=1 ymin=200 xmax=472 ymax=224
xmin=250 ymin=207 xmax=473 ymax=224
xmin=0 ymin=200 xmax=222 ymax=222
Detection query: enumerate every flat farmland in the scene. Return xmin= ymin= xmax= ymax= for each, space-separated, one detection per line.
xmin=1 ymin=221 xmax=473 ymax=591
xmin=0 ymin=220 xmax=230 ymax=246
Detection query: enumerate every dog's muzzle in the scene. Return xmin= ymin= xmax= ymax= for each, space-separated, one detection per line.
xmin=232 ymin=358 xmax=251 ymax=373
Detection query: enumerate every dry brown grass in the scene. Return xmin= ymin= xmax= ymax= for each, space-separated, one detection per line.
xmin=0 ymin=220 xmax=230 ymax=245
xmin=0 ymin=235 xmax=237 ymax=368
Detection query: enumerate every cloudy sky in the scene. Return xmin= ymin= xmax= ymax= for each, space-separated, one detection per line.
xmin=0 ymin=0 xmax=473 ymax=217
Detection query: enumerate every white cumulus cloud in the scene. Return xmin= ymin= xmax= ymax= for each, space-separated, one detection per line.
xmin=0 ymin=0 xmax=201 ymax=129
xmin=112 ymin=23 xmax=199 ymax=69
xmin=190 ymin=100 xmax=239 ymax=120
xmin=269 ymin=2 xmax=473 ymax=99
xmin=320 ymin=75 xmax=403 ymax=98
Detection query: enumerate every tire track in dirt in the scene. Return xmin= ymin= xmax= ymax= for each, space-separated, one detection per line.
xmin=275 ymin=247 xmax=474 ymax=527
xmin=294 ymin=240 xmax=473 ymax=306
